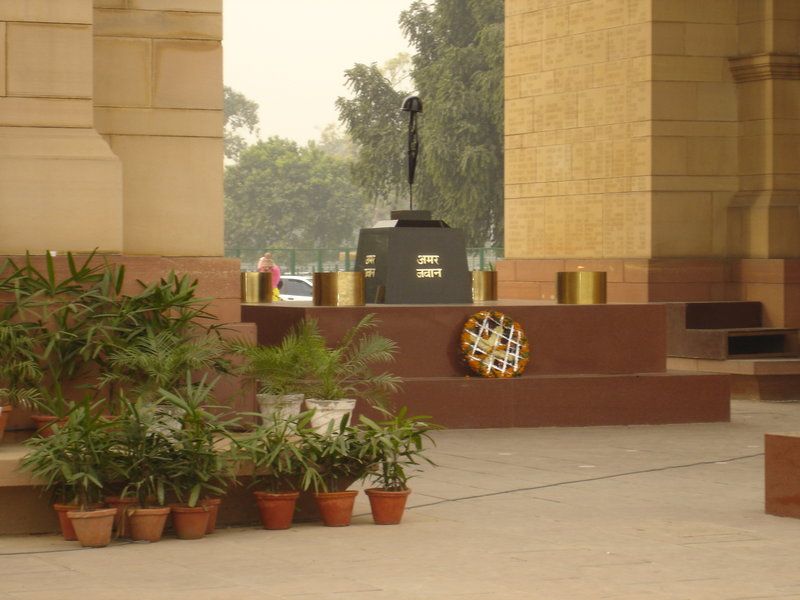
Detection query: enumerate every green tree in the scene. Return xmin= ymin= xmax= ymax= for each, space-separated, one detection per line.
xmin=337 ymin=0 xmax=504 ymax=246
xmin=224 ymin=137 xmax=369 ymax=251
xmin=224 ymin=86 xmax=260 ymax=161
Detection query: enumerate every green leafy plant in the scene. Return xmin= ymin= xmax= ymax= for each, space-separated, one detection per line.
xmin=231 ymin=319 xmax=324 ymax=396
xmin=0 ymin=251 xmax=123 ymax=415
xmin=359 ymin=409 xmax=437 ymax=491
xmin=303 ymin=314 xmax=401 ymax=407
xmin=101 ymin=330 xmax=229 ymax=405
xmin=20 ymin=399 xmax=121 ymax=510
xmin=303 ymin=418 xmax=370 ymax=493
xmin=112 ymin=397 xmax=179 ymax=508
xmin=0 ymin=251 xmax=230 ymax=416
xmin=0 ymin=320 xmax=43 ymax=410
xmin=236 ymin=410 xmax=322 ymax=493
xmin=156 ymin=377 xmax=238 ymax=507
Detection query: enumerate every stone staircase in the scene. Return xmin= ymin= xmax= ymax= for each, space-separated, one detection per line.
xmin=666 ymin=301 xmax=800 ymax=401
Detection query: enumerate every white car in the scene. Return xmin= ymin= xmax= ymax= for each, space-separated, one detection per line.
xmin=280 ymin=275 xmax=313 ymax=301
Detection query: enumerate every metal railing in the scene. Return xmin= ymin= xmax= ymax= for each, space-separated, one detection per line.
xmin=228 ymin=247 xmax=504 ymax=274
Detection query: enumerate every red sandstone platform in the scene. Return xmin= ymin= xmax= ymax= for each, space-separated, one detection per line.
xmin=241 ymin=301 xmax=730 ymax=428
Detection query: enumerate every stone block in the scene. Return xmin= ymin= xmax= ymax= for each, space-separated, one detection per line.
xmin=536 ymin=144 xmax=571 ymax=181
xmin=495 ymin=258 xmax=516 ymax=282
xmin=607 ymin=282 xmax=649 ymax=302
xmin=734 ymin=259 xmax=787 ymax=285
xmin=773 ymin=80 xmax=800 ymax=120
xmin=0 ymin=126 xmax=118 ymax=159
xmin=6 ymin=23 xmax=92 ymax=98
xmin=648 ymin=282 xmax=714 ymax=301
xmin=684 ymin=0 xmax=737 ymax=25
xmin=653 ymin=22 xmax=685 ymax=54
xmin=602 ymin=192 xmax=650 ymax=258
xmin=109 ymin=135 xmax=223 ymax=256
xmin=564 ymin=258 xmax=624 ymax=282
xmin=0 ymin=0 xmax=91 ymax=24
xmin=652 ymin=137 xmax=687 ymax=175
xmin=742 ymin=283 xmax=784 ymax=327
xmin=765 ymin=433 xmax=800 ymax=519
xmin=0 ymin=24 xmax=5 ymax=96
xmin=696 ymin=82 xmax=737 ymax=121
xmin=505 ymin=75 xmax=521 ymax=100
xmin=577 ymin=85 xmax=627 ymax=127
xmin=506 ymin=42 xmax=542 ymax=77
xmin=652 ymin=193 xmax=715 ymax=256
xmin=623 ymin=259 xmax=650 ymax=282
xmin=153 ymin=40 xmax=222 ymax=110
xmin=94 ymin=37 xmax=151 ymax=107
xmin=628 ymin=0 xmax=652 ymax=23
xmin=505 ymin=97 xmax=534 ymax=135
xmin=652 ymin=81 xmax=698 ymax=120
xmin=505 ymin=147 xmax=537 ymax=184
xmin=94 ymin=8 xmax=221 ymax=40
xmin=521 ymin=11 xmax=543 ymax=43
xmin=0 ymin=151 xmax=123 ymax=254
xmin=687 ymin=137 xmax=737 ymax=176
xmin=737 ymin=81 xmax=769 ymax=122
xmin=94 ymin=0 xmax=221 ymax=11
xmin=0 ymin=97 xmax=92 ymax=128
xmin=515 ymin=258 xmax=566 ymax=281
xmin=737 ymin=21 xmax=766 ymax=56
xmin=505 ymin=0 xmax=528 ymax=17
xmin=653 ymin=55 xmax=725 ymax=82
xmin=785 ymin=284 xmax=800 ymax=327
xmin=506 ymin=16 xmax=523 ymax=47
xmin=497 ymin=280 xmax=542 ymax=300
xmin=684 ymin=23 xmax=736 ymax=56
xmin=519 ymin=71 xmax=555 ymax=97
xmin=94 ymin=107 xmax=222 ymax=138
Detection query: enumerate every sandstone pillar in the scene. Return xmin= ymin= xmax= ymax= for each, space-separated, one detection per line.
xmin=0 ymin=0 xmax=123 ymax=254
xmin=92 ymin=1 xmax=224 ymax=256
xmin=502 ymin=0 xmax=800 ymax=326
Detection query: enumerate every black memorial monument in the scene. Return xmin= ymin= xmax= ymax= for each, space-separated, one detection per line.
xmin=354 ymin=96 xmax=471 ymax=304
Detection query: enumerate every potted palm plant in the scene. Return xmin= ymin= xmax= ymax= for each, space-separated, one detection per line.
xmin=0 ymin=251 xmax=125 ymax=429
xmin=359 ymin=409 xmax=437 ymax=525
xmin=231 ymin=320 xmax=324 ymax=422
xmin=303 ymin=314 xmax=401 ymax=433
xmin=304 ymin=418 xmax=371 ymax=527
xmin=112 ymin=397 xmax=177 ymax=542
xmin=20 ymin=399 xmax=120 ymax=546
xmin=0 ymin=320 xmax=42 ymax=441
xmin=237 ymin=410 xmax=322 ymax=529
xmin=157 ymin=377 xmax=238 ymax=540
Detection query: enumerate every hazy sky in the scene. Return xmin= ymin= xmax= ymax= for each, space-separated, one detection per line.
xmin=223 ymin=1 xmax=416 ymax=144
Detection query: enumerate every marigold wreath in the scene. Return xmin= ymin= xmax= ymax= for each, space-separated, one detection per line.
xmin=460 ymin=310 xmax=530 ymax=378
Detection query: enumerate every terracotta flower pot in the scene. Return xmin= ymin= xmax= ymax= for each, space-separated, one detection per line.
xmin=128 ymin=506 xmax=171 ymax=542
xmin=313 ymin=490 xmax=358 ymax=527
xmin=53 ymin=502 xmax=105 ymax=540
xmin=170 ymin=504 xmax=210 ymax=540
xmin=365 ymin=488 xmax=411 ymax=525
xmin=254 ymin=491 xmax=300 ymax=530
xmin=200 ymin=497 xmax=222 ymax=534
xmin=0 ymin=405 xmax=12 ymax=443
xmin=105 ymin=496 xmax=138 ymax=537
xmin=31 ymin=414 xmax=65 ymax=438
xmin=67 ymin=508 xmax=116 ymax=548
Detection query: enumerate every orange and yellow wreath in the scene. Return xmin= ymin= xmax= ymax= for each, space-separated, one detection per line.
xmin=460 ymin=310 xmax=530 ymax=378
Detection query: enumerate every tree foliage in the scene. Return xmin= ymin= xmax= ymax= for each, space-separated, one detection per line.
xmin=336 ymin=0 xmax=504 ymax=246
xmin=224 ymin=137 xmax=369 ymax=251
xmin=224 ymin=86 xmax=260 ymax=161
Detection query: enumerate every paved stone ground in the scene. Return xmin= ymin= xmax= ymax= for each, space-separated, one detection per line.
xmin=2 ymin=400 xmax=799 ymax=600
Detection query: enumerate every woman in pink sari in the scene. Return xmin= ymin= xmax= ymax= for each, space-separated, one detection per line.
xmin=257 ymin=252 xmax=282 ymax=300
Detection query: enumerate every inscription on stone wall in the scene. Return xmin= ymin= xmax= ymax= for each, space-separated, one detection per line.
xmin=505 ymin=2 xmax=653 ymax=259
